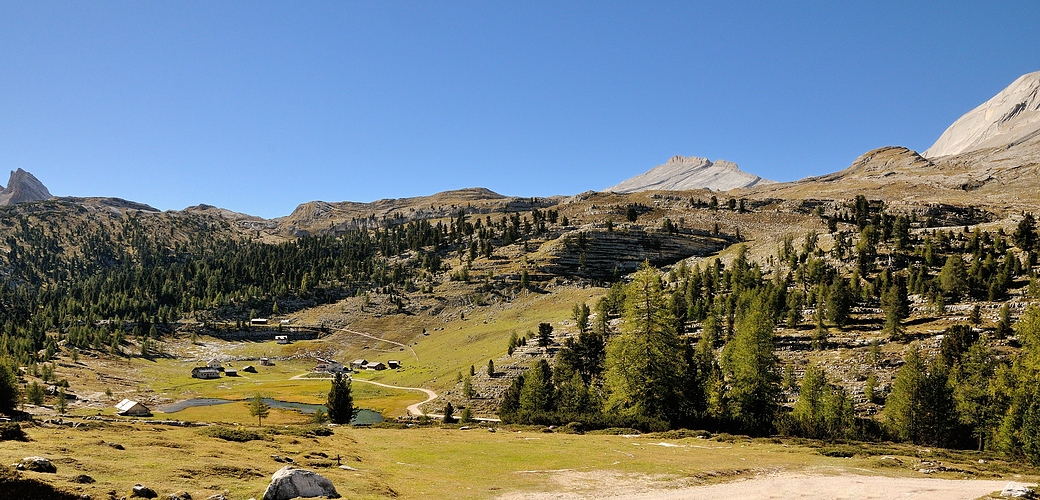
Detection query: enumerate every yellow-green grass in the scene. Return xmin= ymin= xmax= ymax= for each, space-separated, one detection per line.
xmin=345 ymin=286 xmax=607 ymax=391
xmin=3 ymin=423 xmax=1033 ymax=500
xmin=61 ymin=350 xmax=419 ymax=422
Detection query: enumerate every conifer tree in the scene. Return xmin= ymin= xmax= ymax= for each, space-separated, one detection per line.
xmin=791 ymin=365 xmax=827 ymax=438
xmin=0 ymin=362 xmax=19 ymax=414
xmin=519 ymin=359 xmax=555 ymax=415
xmin=722 ymin=293 xmax=780 ymax=435
xmin=327 ymin=372 xmax=356 ymax=425
xmin=249 ymin=393 xmax=270 ymax=427
xmin=953 ymin=338 xmax=997 ymax=450
xmin=604 ymin=262 xmax=685 ymax=424
xmin=881 ymin=278 xmax=910 ymax=339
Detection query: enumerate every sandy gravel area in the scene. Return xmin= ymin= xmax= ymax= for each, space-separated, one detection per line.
xmin=499 ymin=470 xmax=1015 ymax=500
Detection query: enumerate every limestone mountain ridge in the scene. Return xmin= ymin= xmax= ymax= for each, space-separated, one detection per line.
xmin=0 ymin=168 xmax=52 ymax=206
xmin=606 ymin=155 xmax=774 ymax=193
xmin=924 ymin=70 xmax=1040 ymax=158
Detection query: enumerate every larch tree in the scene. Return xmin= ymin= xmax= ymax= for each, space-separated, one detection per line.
xmin=249 ymin=393 xmax=270 ymax=427
xmin=722 ymin=293 xmax=781 ymax=435
xmin=604 ymin=261 xmax=685 ymax=424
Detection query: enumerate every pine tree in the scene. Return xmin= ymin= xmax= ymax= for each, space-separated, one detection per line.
xmin=572 ymin=302 xmax=590 ymax=334
xmin=327 ymin=373 xmax=356 ymax=425
xmin=826 ymin=276 xmax=853 ymax=328
xmin=537 ymin=323 xmax=553 ymax=348
xmin=0 ymin=362 xmax=19 ymax=414
xmin=498 ymin=374 xmax=524 ymax=422
xmin=1014 ymin=213 xmax=1037 ymax=251
xmin=442 ymin=402 xmax=455 ymax=423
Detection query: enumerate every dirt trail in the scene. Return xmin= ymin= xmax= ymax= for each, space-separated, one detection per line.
xmin=333 ymin=326 xmax=419 ymax=361
xmin=498 ymin=471 xmax=1014 ymax=500
xmin=349 ymin=378 xmax=438 ymax=416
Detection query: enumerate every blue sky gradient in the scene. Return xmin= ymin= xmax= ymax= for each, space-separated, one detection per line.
xmin=1 ymin=1 xmax=1038 ymax=218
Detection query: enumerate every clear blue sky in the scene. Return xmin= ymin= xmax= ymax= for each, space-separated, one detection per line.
xmin=1 ymin=2 xmax=1038 ymax=218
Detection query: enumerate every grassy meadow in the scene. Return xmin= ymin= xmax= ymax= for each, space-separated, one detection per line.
xmin=5 ymin=420 xmax=1034 ymax=500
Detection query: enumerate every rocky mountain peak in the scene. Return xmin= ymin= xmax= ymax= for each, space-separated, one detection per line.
xmin=0 ymin=168 xmax=52 ymax=206
xmin=606 ymin=156 xmax=773 ymax=193
xmin=924 ymin=70 xmax=1040 ymax=158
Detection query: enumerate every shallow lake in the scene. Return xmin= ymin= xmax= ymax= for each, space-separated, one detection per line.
xmin=158 ymin=397 xmax=383 ymax=424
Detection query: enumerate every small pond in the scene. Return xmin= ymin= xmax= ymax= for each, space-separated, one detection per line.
xmin=158 ymin=397 xmax=383 ymax=424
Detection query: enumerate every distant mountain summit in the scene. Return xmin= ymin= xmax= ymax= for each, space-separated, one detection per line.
xmin=924 ymin=70 xmax=1040 ymax=158
xmin=606 ymin=155 xmax=773 ymax=193
xmin=0 ymin=168 xmax=52 ymax=205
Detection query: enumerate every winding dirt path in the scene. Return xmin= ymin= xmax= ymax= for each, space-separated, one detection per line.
xmin=350 ymin=378 xmax=438 ymax=416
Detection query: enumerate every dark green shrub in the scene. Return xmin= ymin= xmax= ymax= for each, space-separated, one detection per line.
xmin=0 ymin=423 xmax=27 ymax=442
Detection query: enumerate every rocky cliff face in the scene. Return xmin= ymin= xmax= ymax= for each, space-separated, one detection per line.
xmin=541 ymin=225 xmax=731 ymax=279
xmin=606 ymin=155 xmax=773 ymax=193
xmin=0 ymin=168 xmax=52 ymax=205
xmin=924 ymin=70 xmax=1040 ymax=158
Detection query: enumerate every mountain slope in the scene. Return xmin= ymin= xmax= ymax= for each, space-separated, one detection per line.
xmin=924 ymin=70 xmax=1040 ymax=158
xmin=607 ymin=155 xmax=773 ymax=193
xmin=0 ymin=168 xmax=52 ymax=205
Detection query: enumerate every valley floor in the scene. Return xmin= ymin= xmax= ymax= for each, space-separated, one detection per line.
xmin=500 ymin=469 xmax=1013 ymax=500
xmin=2 ymin=420 xmax=1034 ymax=500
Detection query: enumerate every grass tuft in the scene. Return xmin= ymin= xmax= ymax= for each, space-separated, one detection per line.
xmin=198 ymin=426 xmax=264 ymax=442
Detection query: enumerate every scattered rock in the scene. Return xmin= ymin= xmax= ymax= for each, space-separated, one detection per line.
xmin=262 ymin=466 xmax=340 ymax=500
xmin=205 ymin=495 xmax=228 ymax=500
xmin=131 ymin=484 xmax=158 ymax=498
xmin=15 ymin=456 xmax=57 ymax=473
xmin=271 ymin=455 xmax=286 ymax=463
xmin=108 ymin=442 xmax=125 ymax=450
xmin=338 ymin=465 xmax=358 ymax=471
xmin=70 ymin=474 xmax=96 ymax=484
xmin=167 ymin=492 xmax=192 ymax=500
xmin=1001 ymin=482 xmax=1035 ymax=498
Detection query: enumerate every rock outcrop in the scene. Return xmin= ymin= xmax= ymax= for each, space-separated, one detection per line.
xmin=13 ymin=456 xmax=56 ymax=473
xmin=262 ymin=466 xmax=340 ymax=500
xmin=0 ymin=168 xmax=52 ymax=205
xmin=541 ymin=225 xmax=731 ymax=279
xmin=606 ymin=155 xmax=773 ymax=193
xmin=924 ymin=70 xmax=1040 ymax=158
xmin=130 ymin=484 xmax=158 ymax=498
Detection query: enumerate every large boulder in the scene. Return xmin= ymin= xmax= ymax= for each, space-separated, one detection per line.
xmin=1001 ymin=482 xmax=1035 ymax=498
xmin=15 ymin=456 xmax=56 ymax=473
xmin=131 ymin=484 xmax=158 ymax=498
xmin=262 ymin=466 xmax=339 ymax=500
